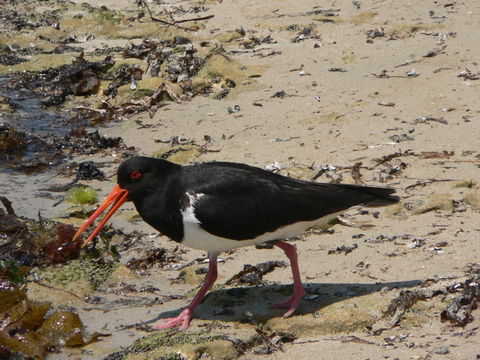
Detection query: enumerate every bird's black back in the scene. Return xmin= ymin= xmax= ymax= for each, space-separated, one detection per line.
xmin=177 ymin=161 xmax=398 ymax=240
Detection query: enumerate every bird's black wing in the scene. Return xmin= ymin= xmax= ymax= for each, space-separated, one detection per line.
xmin=181 ymin=162 xmax=397 ymax=240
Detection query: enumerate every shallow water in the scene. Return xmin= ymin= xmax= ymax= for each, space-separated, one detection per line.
xmin=0 ymin=76 xmax=73 ymax=218
xmin=0 ymin=76 xmax=69 ymax=137
xmin=0 ymin=170 xmax=66 ymax=218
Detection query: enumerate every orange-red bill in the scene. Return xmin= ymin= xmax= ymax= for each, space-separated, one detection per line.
xmin=72 ymin=184 xmax=130 ymax=248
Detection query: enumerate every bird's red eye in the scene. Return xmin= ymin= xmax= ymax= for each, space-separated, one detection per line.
xmin=130 ymin=170 xmax=142 ymax=180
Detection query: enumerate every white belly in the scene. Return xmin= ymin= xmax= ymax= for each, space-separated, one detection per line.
xmin=181 ymin=212 xmax=340 ymax=252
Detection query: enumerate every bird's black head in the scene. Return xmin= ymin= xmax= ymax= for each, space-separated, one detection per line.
xmin=117 ymin=156 xmax=180 ymax=196
xmin=72 ymin=156 xmax=180 ymax=248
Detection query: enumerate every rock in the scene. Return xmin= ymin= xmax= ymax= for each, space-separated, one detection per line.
xmin=174 ymin=265 xmax=206 ymax=286
xmin=435 ymin=345 xmax=449 ymax=355
xmin=105 ymin=264 xmax=138 ymax=286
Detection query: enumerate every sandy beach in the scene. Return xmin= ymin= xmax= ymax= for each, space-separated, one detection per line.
xmin=1 ymin=0 xmax=480 ymax=359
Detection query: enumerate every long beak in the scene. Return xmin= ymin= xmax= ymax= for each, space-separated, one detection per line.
xmin=72 ymin=184 xmax=130 ymax=248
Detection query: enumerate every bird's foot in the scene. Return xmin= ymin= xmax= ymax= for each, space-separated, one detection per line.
xmin=152 ymin=309 xmax=192 ymax=330
xmin=270 ymin=288 xmax=305 ymax=317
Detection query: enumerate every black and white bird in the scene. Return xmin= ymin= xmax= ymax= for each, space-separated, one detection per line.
xmin=73 ymin=156 xmax=398 ymax=330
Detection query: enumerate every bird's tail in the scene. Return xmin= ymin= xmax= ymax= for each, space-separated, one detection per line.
xmin=335 ymin=183 xmax=400 ymax=207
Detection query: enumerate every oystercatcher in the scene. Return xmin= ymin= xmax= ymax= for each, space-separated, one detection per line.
xmin=73 ymin=156 xmax=398 ymax=330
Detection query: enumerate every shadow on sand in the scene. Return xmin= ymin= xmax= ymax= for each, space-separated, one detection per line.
xmin=141 ymin=279 xmax=422 ymax=327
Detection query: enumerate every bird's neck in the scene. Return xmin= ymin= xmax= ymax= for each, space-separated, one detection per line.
xmin=131 ymin=170 xmax=185 ymax=242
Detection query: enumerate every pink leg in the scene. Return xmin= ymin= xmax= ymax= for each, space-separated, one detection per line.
xmin=271 ymin=241 xmax=305 ymax=317
xmin=153 ymin=252 xmax=218 ymax=330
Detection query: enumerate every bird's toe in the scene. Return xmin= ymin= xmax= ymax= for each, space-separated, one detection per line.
xmin=152 ymin=309 xmax=192 ymax=330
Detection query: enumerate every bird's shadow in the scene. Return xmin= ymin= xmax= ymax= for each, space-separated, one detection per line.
xmin=140 ymin=279 xmax=421 ymax=327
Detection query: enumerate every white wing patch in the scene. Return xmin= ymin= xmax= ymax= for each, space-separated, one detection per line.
xmin=180 ymin=192 xmax=204 ymax=225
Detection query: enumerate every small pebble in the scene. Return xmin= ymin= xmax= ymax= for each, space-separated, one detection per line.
xmin=435 ymin=345 xmax=449 ymax=355
xmin=227 ymin=105 xmax=240 ymax=113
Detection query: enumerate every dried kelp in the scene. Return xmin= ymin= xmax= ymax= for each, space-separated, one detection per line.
xmin=0 ymin=198 xmax=82 ymax=268
xmin=0 ymin=280 xmax=107 ymax=359
xmin=226 ymin=261 xmax=286 ymax=286
xmin=7 ymin=54 xmax=114 ymax=106
xmin=441 ymin=264 xmax=480 ymax=326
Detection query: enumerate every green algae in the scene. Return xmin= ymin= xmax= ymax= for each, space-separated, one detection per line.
xmin=387 ymin=193 xmax=455 ymax=218
xmin=0 ymin=53 xmax=95 ymax=75
xmin=59 ymin=5 xmax=165 ymax=40
xmin=94 ymin=8 xmax=124 ymax=25
xmin=194 ymin=54 xmax=262 ymax=98
xmin=0 ymin=1 xmax=190 ymax=76
xmin=152 ymin=145 xmax=206 ymax=165
xmin=174 ymin=265 xmax=205 ymax=286
xmin=0 ymin=96 xmax=13 ymax=113
xmin=198 ymin=54 xmax=242 ymax=80
xmin=40 ymin=258 xmax=118 ymax=291
xmin=349 ymin=10 xmax=377 ymax=24
xmin=0 ymin=259 xmax=26 ymax=285
xmin=341 ymin=52 xmax=356 ymax=64
xmin=267 ymin=293 xmax=390 ymax=337
xmin=454 ymin=179 xmax=476 ymax=189
xmin=464 ymin=189 xmax=480 ymax=210
xmin=411 ymin=193 xmax=453 ymax=215
xmin=114 ymin=78 xmax=177 ymax=105
xmin=118 ymin=330 xmax=241 ymax=360
xmin=107 ymin=59 xmax=146 ymax=74
xmin=65 ymin=186 xmax=98 ymax=205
